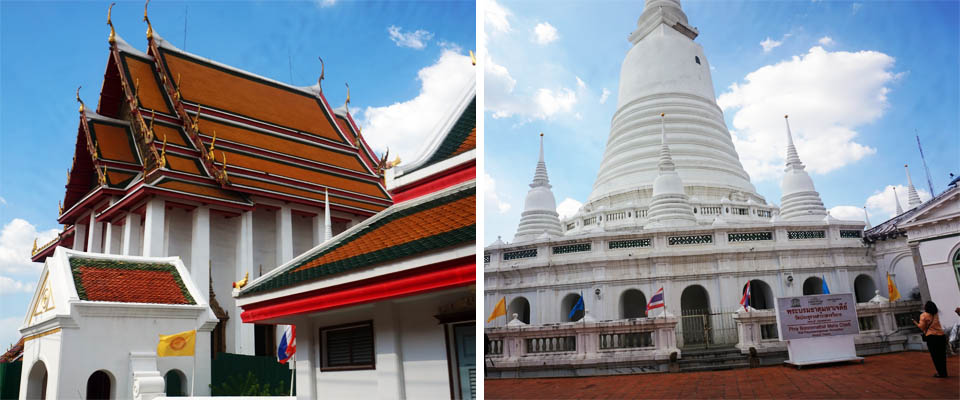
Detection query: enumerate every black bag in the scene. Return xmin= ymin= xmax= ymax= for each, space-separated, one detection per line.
xmin=921 ymin=333 xmax=928 ymax=342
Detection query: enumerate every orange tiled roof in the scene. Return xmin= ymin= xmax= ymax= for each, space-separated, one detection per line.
xmin=89 ymin=121 xmax=140 ymax=165
xmin=244 ymin=185 xmax=475 ymax=294
xmin=69 ymin=257 xmax=196 ymax=305
xmin=120 ymin=53 xmax=172 ymax=115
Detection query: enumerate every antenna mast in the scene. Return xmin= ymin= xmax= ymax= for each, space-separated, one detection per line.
xmin=916 ymin=131 xmax=935 ymax=196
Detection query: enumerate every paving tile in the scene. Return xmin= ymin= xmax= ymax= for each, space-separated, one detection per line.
xmin=485 ymin=352 xmax=959 ymax=399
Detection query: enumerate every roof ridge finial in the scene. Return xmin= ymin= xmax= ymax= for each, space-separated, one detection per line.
xmin=76 ymin=86 xmax=85 ymax=114
xmin=317 ymin=56 xmax=325 ymax=92
xmin=144 ymin=0 xmax=154 ymax=40
xmin=470 ymin=50 xmax=477 ymax=66
xmin=784 ymin=114 xmax=803 ymax=169
xmin=107 ymin=3 xmax=116 ymax=45
xmin=344 ymin=82 xmax=350 ymax=112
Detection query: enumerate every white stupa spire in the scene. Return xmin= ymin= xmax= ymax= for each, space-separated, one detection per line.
xmin=863 ymin=206 xmax=872 ymax=228
xmin=324 ymin=188 xmax=333 ymax=241
xmin=893 ymin=186 xmax=904 ymax=215
xmin=645 ymin=113 xmax=696 ymax=228
xmin=514 ymin=133 xmax=563 ymax=242
xmin=904 ymin=164 xmax=922 ymax=208
xmin=779 ymin=115 xmax=828 ymax=221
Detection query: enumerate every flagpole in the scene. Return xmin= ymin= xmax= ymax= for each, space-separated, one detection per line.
xmin=289 ymin=353 xmax=296 ymax=396
xmin=191 ymin=349 xmax=197 ymax=396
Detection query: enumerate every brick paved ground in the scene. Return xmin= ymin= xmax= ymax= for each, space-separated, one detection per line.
xmin=485 ymin=352 xmax=959 ymax=399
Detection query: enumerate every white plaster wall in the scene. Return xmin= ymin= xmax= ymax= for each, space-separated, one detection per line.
xmin=921 ymin=237 xmax=960 ymax=329
xmin=19 ymin=332 xmax=62 ymax=400
xmin=211 ymin=214 xmax=240 ymax=353
xmin=165 ymin=208 xmax=194 ymax=271
xmin=292 ymin=214 xmax=313 ymax=256
xmin=310 ymin=304 xmax=378 ymax=399
xmin=892 ymin=256 xmax=920 ymax=298
xmin=398 ymin=291 xmax=464 ymax=399
xmin=253 ymin=209 xmax=278 ymax=278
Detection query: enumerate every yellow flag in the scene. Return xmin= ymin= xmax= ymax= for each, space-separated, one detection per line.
xmin=486 ymin=296 xmax=506 ymax=323
xmin=887 ymin=273 xmax=901 ymax=302
xmin=157 ymin=329 xmax=196 ymax=357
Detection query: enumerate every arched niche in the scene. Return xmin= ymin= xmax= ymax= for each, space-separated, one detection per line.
xmin=26 ymin=360 xmax=47 ymax=400
xmin=86 ymin=369 xmax=114 ymax=400
xmin=741 ymin=279 xmax=775 ymax=309
xmin=854 ymin=274 xmax=877 ymax=303
xmin=164 ymin=369 xmax=187 ymax=397
xmin=619 ymin=289 xmax=647 ymax=319
xmin=507 ymin=296 xmax=531 ymax=324
xmin=802 ymin=276 xmax=825 ymax=295
xmin=560 ymin=293 xmax=584 ymax=322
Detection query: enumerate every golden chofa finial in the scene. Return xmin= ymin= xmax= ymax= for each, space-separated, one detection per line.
xmin=143 ymin=0 xmax=154 ymax=40
xmin=32 ymin=238 xmax=38 ymax=255
xmin=174 ymin=73 xmax=182 ymax=102
xmin=219 ymin=151 xmax=229 ymax=181
xmin=107 ymin=3 xmax=117 ymax=44
xmin=76 ymin=86 xmax=85 ymax=113
xmin=344 ymin=82 xmax=351 ymax=110
xmin=58 ymin=201 xmax=63 ymax=215
xmin=192 ymin=105 xmax=202 ymax=132
xmin=317 ymin=56 xmax=325 ymax=90
xmin=207 ymin=130 xmax=217 ymax=161
xmin=470 ymin=50 xmax=476 ymax=66
xmin=158 ymin=133 xmax=168 ymax=169
xmin=387 ymin=155 xmax=402 ymax=169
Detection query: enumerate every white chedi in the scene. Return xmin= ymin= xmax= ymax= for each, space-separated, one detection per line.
xmin=514 ymin=134 xmax=563 ymax=242
xmin=779 ymin=115 xmax=828 ymax=221
xmin=645 ymin=113 xmax=696 ymax=228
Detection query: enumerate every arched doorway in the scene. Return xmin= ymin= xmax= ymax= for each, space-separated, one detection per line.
xmin=854 ymin=275 xmax=877 ymax=302
xmin=507 ymin=297 xmax=531 ymax=324
xmin=560 ymin=293 xmax=584 ymax=322
xmin=26 ymin=360 xmax=47 ymax=400
xmin=164 ymin=369 xmax=187 ymax=397
xmin=802 ymin=276 xmax=825 ymax=295
xmin=680 ymin=285 xmax=711 ymax=347
xmin=86 ymin=370 xmax=112 ymax=399
xmin=619 ymin=289 xmax=647 ymax=319
xmin=741 ymin=280 xmax=775 ymax=310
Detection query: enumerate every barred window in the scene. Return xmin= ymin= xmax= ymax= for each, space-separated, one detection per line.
xmin=321 ymin=322 xmax=375 ymax=370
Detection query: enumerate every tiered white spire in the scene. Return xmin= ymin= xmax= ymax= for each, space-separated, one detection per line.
xmin=514 ymin=134 xmax=563 ymax=242
xmin=779 ymin=115 xmax=828 ymax=221
xmin=904 ymin=164 xmax=922 ymax=208
xmin=863 ymin=206 xmax=872 ymax=228
xmin=645 ymin=113 xmax=696 ymax=228
xmin=893 ymin=186 xmax=904 ymax=215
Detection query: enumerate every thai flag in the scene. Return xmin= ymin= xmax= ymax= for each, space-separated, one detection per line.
xmin=740 ymin=281 xmax=751 ymax=310
xmin=277 ymin=325 xmax=296 ymax=364
xmin=647 ymin=287 xmax=665 ymax=312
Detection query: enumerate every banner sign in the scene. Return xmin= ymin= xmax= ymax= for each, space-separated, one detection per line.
xmin=776 ymin=293 xmax=859 ymax=340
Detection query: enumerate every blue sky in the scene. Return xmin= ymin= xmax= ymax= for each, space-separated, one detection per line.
xmin=483 ymin=0 xmax=959 ymax=245
xmin=0 ymin=0 xmax=474 ymax=349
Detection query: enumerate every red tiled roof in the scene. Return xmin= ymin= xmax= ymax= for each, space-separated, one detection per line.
xmin=69 ymin=257 xmax=196 ymax=305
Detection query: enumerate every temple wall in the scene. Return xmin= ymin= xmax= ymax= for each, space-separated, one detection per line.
xmin=253 ymin=208 xmax=278 ymax=278
xmin=211 ymin=213 xmax=240 ymax=352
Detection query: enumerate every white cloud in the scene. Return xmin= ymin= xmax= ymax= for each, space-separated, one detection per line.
xmin=818 ymin=36 xmax=835 ymax=46
xmin=387 ymin=26 xmax=434 ymax=50
xmin=314 ymin=0 xmax=336 ymax=7
xmin=533 ymin=22 xmax=559 ymax=45
xmin=760 ymin=37 xmax=783 ymax=52
xmin=717 ymin=46 xmax=896 ymax=181
xmin=360 ymin=49 xmax=473 ymax=161
xmin=0 ymin=219 xmax=58 ymax=276
xmin=576 ymin=76 xmax=586 ymax=89
xmin=534 ymin=88 xmax=577 ymax=119
xmin=485 ymin=55 xmax=519 ymax=119
xmin=556 ymin=198 xmax=583 ymax=220
xmin=0 ymin=197 xmax=6 ymax=205
xmin=599 ymin=88 xmax=611 ymax=104
xmin=865 ymin=184 xmax=932 ymax=221
xmin=828 ymin=205 xmax=867 ymax=222
xmin=485 ymin=0 xmax=511 ymax=33
xmin=0 ymin=276 xmax=34 ymax=295
xmin=483 ymin=173 xmax=512 ymax=214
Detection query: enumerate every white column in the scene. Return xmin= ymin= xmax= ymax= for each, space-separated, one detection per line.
xmin=191 ymin=206 xmax=211 ymax=302
xmin=312 ymin=213 xmax=325 ymax=246
xmin=72 ymin=224 xmax=87 ymax=251
xmin=142 ymin=198 xmax=166 ymax=257
xmin=277 ymin=205 xmax=294 ymax=265
xmin=103 ymin=222 xmax=116 ymax=254
xmin=374 ymin=302 xmax=405 ymax=400
xmin=87 ymin=212 xmax=104 ymax=253
xmin=235 ymin=210 xmax=255 ymax=355
xmin=295 ymin=320 xmax=318 ymax=400
xmin=122 ymin=213 xmax=142 ymax=256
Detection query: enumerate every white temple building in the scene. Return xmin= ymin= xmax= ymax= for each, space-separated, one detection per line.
xmin=483 ymin=0 xmax=954 ymax=376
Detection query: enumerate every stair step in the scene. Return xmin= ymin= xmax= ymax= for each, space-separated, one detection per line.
xmin=680 ymin=363 xmax=751 ymax=373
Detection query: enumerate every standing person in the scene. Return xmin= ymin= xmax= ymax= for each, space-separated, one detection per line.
xmin=913 ymin=301 xmax=948 ymax=378
xmin=949 ymin=307 xmax=960 ymax=354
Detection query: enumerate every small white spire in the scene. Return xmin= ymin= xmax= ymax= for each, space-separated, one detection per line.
xmin=514 ymin=133 xmax=562 ymax=241
xmin=863 ymin=206 xmax=872 ymax=228
xmin=658 ymin=112 xmax=676 ymax=172
xmin=892 ymin=186 xmax=904 ymax=215
xmin=324 ymin=188 xmax=333 ymax=241
xmin=904 ymin=164 xmax=921 ymax=208
xmin=784 ymin=115 xmax=803 ymax=170
xmin=646 ymin=112 xmax=696 ymax=228
xmin=779 ymin=115 xmax=827 ymax=221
